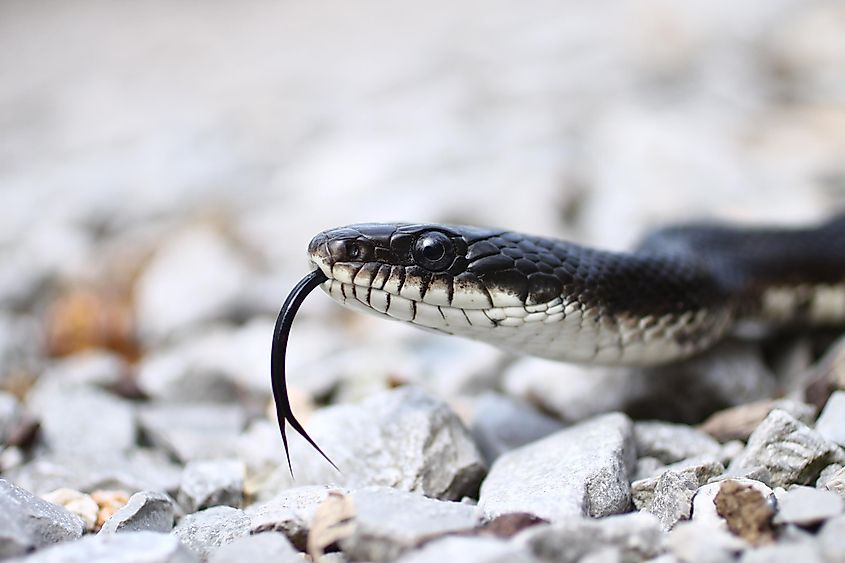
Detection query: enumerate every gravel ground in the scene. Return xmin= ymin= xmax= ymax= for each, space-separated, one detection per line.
xmin=2 ymin=1 xmax=845 ymax=562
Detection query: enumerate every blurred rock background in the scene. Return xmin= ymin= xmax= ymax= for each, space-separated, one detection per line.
xmin=2 ymin=0 xmax=845 ymax=560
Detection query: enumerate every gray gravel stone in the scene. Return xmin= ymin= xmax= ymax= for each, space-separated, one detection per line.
xmin=339 ymin=486 xmax=479 ymax=563
xmin=177 ymin=459 xmax=244 ymax=513
xmin=8 ymin=531 xmax=198 ymax=563
xmin=728 ymin=409 xmax=844 ymax=487
xmin=633 ymin=421 xmax=722 ymax=464
xmin=478 ymin=413 xmax=635 ymax=521
xmin=819 ymin=514 xmax=845 ymax=562
xmin=633 ymin=458 xmax=725 ymax=510
xmin=138 ymin=404 xmax=245 ymax=463
xmin=28 ymin=385 xmax=136 ymax=455
xmin=396 ymin=536 xmax=534 ymax=563
xmin=519 ymin=512 xmax=663 ymax=563
xmin=268 ymin=386 xmax=485 ymax=501
xmin=171 ymin=505 xmax=251 ymax=559
xmin=816 ymin=391 xmax=845 ymax=447
xmin=0 ymin=478 xmax=84 ymax=558
xmin=7 ymin=450 xmax=183 ymax=496
xmin=207 ymin=532 xmax=300 ymax=563
xmin=99 ymin=491 xmax=175 ymax=534
xmin=134 ymin=226 xmax=253 ymax=343
xmin=634 ymin=470 xmax=698 ymax=531
xmin=772 ymin=486 xmax=844 ymax=526
xmin=247 ymin=485 xmax=344 ymax=550
xmin=469 ymin=392 xmax=564 ymax=464
xmin=667 ymin=520 xmax=747 ymax=563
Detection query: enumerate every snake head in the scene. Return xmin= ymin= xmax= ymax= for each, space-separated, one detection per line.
xmin=306 ymin=222 xmax=570 ymax=336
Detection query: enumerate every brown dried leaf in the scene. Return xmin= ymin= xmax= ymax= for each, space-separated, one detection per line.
xmin=698 ymin=400 xmax=781 ymax=442
xmin=714 ymin=480 xmax=775 ymax=546
xmin=307 ymin=490 xmax=356 ymax=562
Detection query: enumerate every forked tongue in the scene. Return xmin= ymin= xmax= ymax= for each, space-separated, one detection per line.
xmin=271 ymin=268 xmax=338 ymax=477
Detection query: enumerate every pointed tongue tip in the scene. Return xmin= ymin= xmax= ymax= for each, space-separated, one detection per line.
xmin=271 ymin=268 xmax=337 ymax=477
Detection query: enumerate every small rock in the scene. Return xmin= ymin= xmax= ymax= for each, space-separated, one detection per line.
xmin=7 ymin=450 xmax=182 ymax=496
xmin=338 ymin=486 xmax=479 ymax=562
xmin=396 ymin=536 xmax=534 ymax=563
xmin=728 ymin=409 xmax=844 ymax=487
xmin=247 ymin=485 xmax=344 ymax=550
xmin=633 ymin=421 xmax=721 ymax=464
xmin=699 ymin=399 xmax=816 ymax=442
xmin=99 ymin=491 xmax=175 ymax=533
xmin=469 ymin=392 xmax=564 ymax=464
xmin=519 ymin=512 xmax=663 ymax=563
xmin=0 ymin=478 xmax=84 ymax=558
xmin=268 ymin=386 xmax=486 ymax=501
xmin=207 ymin=532 xmax=300 ymax=563
xmin=632 ymin=458 xmax=725 ymax=511
xmin=134 ymin=226 xmax=253 ymax=343
xmin=714 ymin=480 xmax=776 ymax=546
xmin=41 ymin=488 xmax=99 ymax=531
xmin=178 ymin=459 xmax=244 ymax=513
xmin=172 ymin=505 xmax=251 ymax=559
xmin=738 ymin=542 xmax=824 ymax=563
xmin=667 ymin=520 xmax=747 ymax=563
xmin=138 ymin=404 xmax=245 ymax=463
xmin=819 ymin=514 xmax=845 ymax=562
xmin=822 ymin=466 xmax=845 ymax=498
xmin=9 ymin=531 xmax=198 ymax=563
xmin=28 ymin=385 xmax=136 ymax=455
xmin=816 ymin=391 xmax=845 ymax=447
xmin=772 ymin=486 xmax=844 ymax=526
xmin=478 ymin=413 xmax=635 ymax=521
xmin=635 ymin=470 xmax=698 ymax=531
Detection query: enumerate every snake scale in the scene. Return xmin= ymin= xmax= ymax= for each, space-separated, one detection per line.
xmin=272 ymin=214 xmax=845 ymax=470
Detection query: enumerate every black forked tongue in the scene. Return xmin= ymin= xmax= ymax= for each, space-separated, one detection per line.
xmin=271 ymin=268 xmax=338 ymax=477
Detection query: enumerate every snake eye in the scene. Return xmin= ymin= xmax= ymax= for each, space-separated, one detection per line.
xmin=413 ymin=231 xmax=454 ymax=271
xmin=347 ymin=242 xmax=360 ymax=259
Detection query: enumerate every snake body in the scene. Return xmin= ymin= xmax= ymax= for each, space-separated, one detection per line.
xmin=306 ymin=215 xmax=845 ymax=366
xmin=273 ymin=214 xmax=845 ymax=470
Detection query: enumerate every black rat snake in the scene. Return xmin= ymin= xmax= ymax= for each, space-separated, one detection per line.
xmin=272 ymin=214 xmax=845 ymax=471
